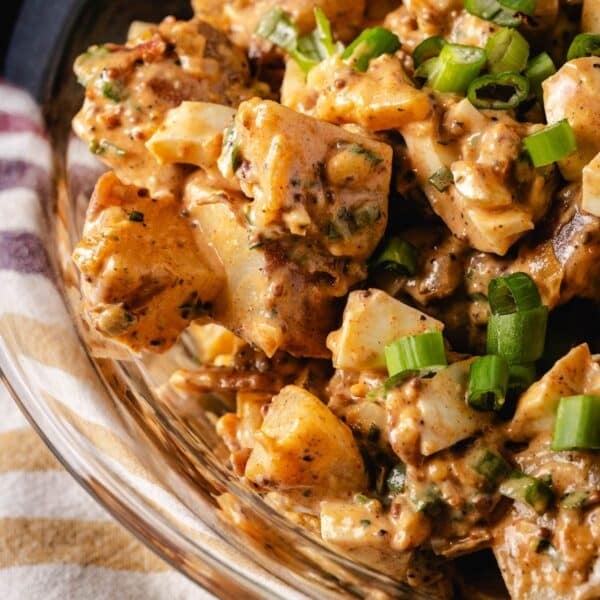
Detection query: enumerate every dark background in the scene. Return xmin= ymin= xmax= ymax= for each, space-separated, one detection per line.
xmin=1 ymin=2 xmax=24 ymax=74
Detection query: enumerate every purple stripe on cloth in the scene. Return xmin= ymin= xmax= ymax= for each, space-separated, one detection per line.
xmin=0 ymin=111 xmax=45 ymax=136
xmin=0 ymin=231 xmax=53 ymax=278
xmin=0 ymin=160 xmax=51 ymax=200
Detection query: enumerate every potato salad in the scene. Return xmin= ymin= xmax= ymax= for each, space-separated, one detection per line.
xmin=71 ymin=1 xmax=600 ymax=597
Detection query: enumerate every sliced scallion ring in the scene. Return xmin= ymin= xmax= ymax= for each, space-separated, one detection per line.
xmin=508 ymin=362 xmax=537 ymax=392
xmin=371 ymin=237 xmax=418 ymax=275
xmin=384 ymin=330 xmax=447 ymax=377
xmin=427 ymin=43 xmax=487 ymax=94
xmin=464 ymin=0 xmax=534 ymax=27
xmin=567 ymin=33 xmax=600 ymax=61
xmin=523 ymin=119 xmax=578 ymax=167
xmin=551 ymin=395 xmax=600 ymax=451
xmin=525 ymin=52 xmax=556 ymax=97
xmin=499 ymin=472 xmax=553 ymax=514
xmin=413 ymin=36 xmax=447 ymax=68
xmin=486 ymin=306 xmax=548 ymax=364
xmin=467 ymin=72 xmax=530 ymax=110
xmin=485 ymin=28 xmax=529 ymax=74
xmin=342 ymin=27 xmax=401 ymax=72
xmin=488 ymin=272 xmax=542 ymax=315
xmin=470 ymin=448 xmax=512 ymax=486
xmin=467 ymin=355 xmax=510 ymax=411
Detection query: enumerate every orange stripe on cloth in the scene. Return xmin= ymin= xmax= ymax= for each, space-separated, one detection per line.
xmin=0 ymin=429 xmax=61 ymax=473
xmin=0 ymin=517 xmax=170 ymax=572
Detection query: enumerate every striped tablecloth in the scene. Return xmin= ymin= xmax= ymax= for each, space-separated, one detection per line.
xmin=0 ymin=82 xmax=209 ymax=599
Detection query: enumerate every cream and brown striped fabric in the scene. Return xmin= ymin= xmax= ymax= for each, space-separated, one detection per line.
xmin=0 ymin=83 xmax=210 ymax=599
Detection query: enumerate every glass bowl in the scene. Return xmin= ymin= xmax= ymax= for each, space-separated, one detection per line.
xmin=0 ymin=1 xmax=436 ymax=598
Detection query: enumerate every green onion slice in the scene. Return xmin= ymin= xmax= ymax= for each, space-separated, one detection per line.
xmin=508 ymin=362 xmax=537 ymax=392
xmin=387 ymin=463 xmax=407 ymax=493
xmin=468 ymin=72 xmax=530 ymax=109
xmin=464 ymin=0 xmax=535 ymax=27
xmin=499 ymin=472 xmax=553 ymax=514
xmin=551 ymin=395 xmax=600 ymax=451
xmin=560 ymin=490 xmax=590 ymax=509
xmin=525 ymin=52 xmax=556 ymax=97
xmin=470 ymin=448 xmax=512 ymax=486
xmin=427 ymin=43 xmax=487 ymax=93
xmin=384 ymin=330 xmax=447 ymax=377
xmin=342 ymin=27 xmax=401 ymax=72
xmin=485 ymin=28 xmax=530 ymax=74
xmin=371 ymin=237 xmax=418 ymax=275
xmin=523 ymin=119 xmax=578 ymax=167
xmin=413 ymin=36 xmax=447 ymax=68
xmin=487 ymin=306 xmax=548 ymax=364
xmin=567 ymin=33 xmax=600 ymax=61
xmin=411 ymin=485 xmax=444 ymax=516
xmin=467 ymin=355 xmax=510 ymax=411
xmin=488 ymin=272 xmax=542 ymax=315
xmin=428 ymin=166 xmax=454 ymax=191
xmin=313 ymin=7 xmax=337 ymax=57
xmin=256 ymin=8 xmax=319 ymax=73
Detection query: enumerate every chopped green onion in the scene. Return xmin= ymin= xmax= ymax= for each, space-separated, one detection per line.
xmin=413 ymin=36 xmax=447 ymax=68
xmin=428 ymin=166 xmax=454 ymax=191
xmin=464 ymin=0 xmax=534 ymax=27
xmin=313 ymin=8 xmax=337 ymax=57
xmin=486 ymin=28 xmax=529 ymax=74
xmin=387 ymin=463 xmax=407 ymax=493
xmin=561 ymin=490 xmax=590 ymax=509
xmin=101 ymin=80 xmax=125 ymax=102
xmin=567 ymin=33 xmax=600 ymax=61
xmin=523 ymin=119 xmax=578 ymax=167
xmin=256 ymin=8 xmax=318 ymax=73
xmin=471 ymin=448 xmax=512 ymax=486
xmin=414 ymin=56 xmax=439 ymax=80
xmin=488 ymin=272 xmax=542 ymax=315
xmin=486 ymin=306 xmax=548 ymax=364
xmin=427 ymin=43 xmax=487 ymax=93
xmin=525 ymin=52 xmax=556 ymax=97
xmin=342 ymin=27 xmax=401 ymax=72
xmin=371 ymin=237 xmax=418 ymax=275
xmin=499 ymin=472 xmax=553 ymax=514
xmin=468 ymin=72 xmax=529 ymax=110
xmin=551 ymin=395 xmax=600 ymax=451
xmin=467 ymin=355 xmax=510 ymax=411
xmin=385 ymin=330 xmax=447 ymax=377
xmin=411 ymin=485 xmax=444 ymax=516
xmin=508 ymin=362 xmax=537 ymax=392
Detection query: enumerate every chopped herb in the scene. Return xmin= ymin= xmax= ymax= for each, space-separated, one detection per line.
xmin=101 ymin=80 xmax=125 ymax=102
xmin=411 ymin=485 xmax=444 ymax=516
xmin=348 ymin=143 xmax=383 ymax=165
xmin=360 ymin=519 xmax=372 ymax=527
xmin=428 ymin=166 xmax=454 ymax=192
xmin=355 ymin=493 xmax=369 ymax=504
xmin=560 ymin=490 xmax=589 ymax=509
xmin=470 ymin=448 xmax=512 ymax=486
xmin=89 ymin=138 xmax=126 ymax=157
xmin=128 ymin=210 xmax=144 ymax=222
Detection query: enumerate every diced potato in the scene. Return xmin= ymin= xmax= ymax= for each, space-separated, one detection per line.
xmin=283 ymin=54 xmax=433 ymax=132
xmin=146 ymin=101 xmax=236 ymax=169
xmin=508 ymin=344 xmax=600 ymax=441
xmin=219 ymin=98 xmax=392 ymax=260
xmin=186 ymin=187 xmax=343 ymax=358
xmin=187 ymin=322 xmax=246 ymax=367
xmin=582 ymin=152 xmax=600 ymax=217
xmin=387 ymin=359 xmax=493 ymax=461
xmin=583 ymin=0 xmax=600 ymax=34
xmin=236 ymin=391 xmax=271 ymax=449
xmin=543 ymin=58 xmax=600 ymax=181
xmin=127 ymin=21 xmax=157 ymax=43
xmin=72 ymin=172 xmax=225 ymax=353
xmin=320 ymin=498 xmax=392 ymax=549
xmin=245 ymin=385 xmax=367 ymax=495
xmin=326 ymin=289 xmax=443 ymax=372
